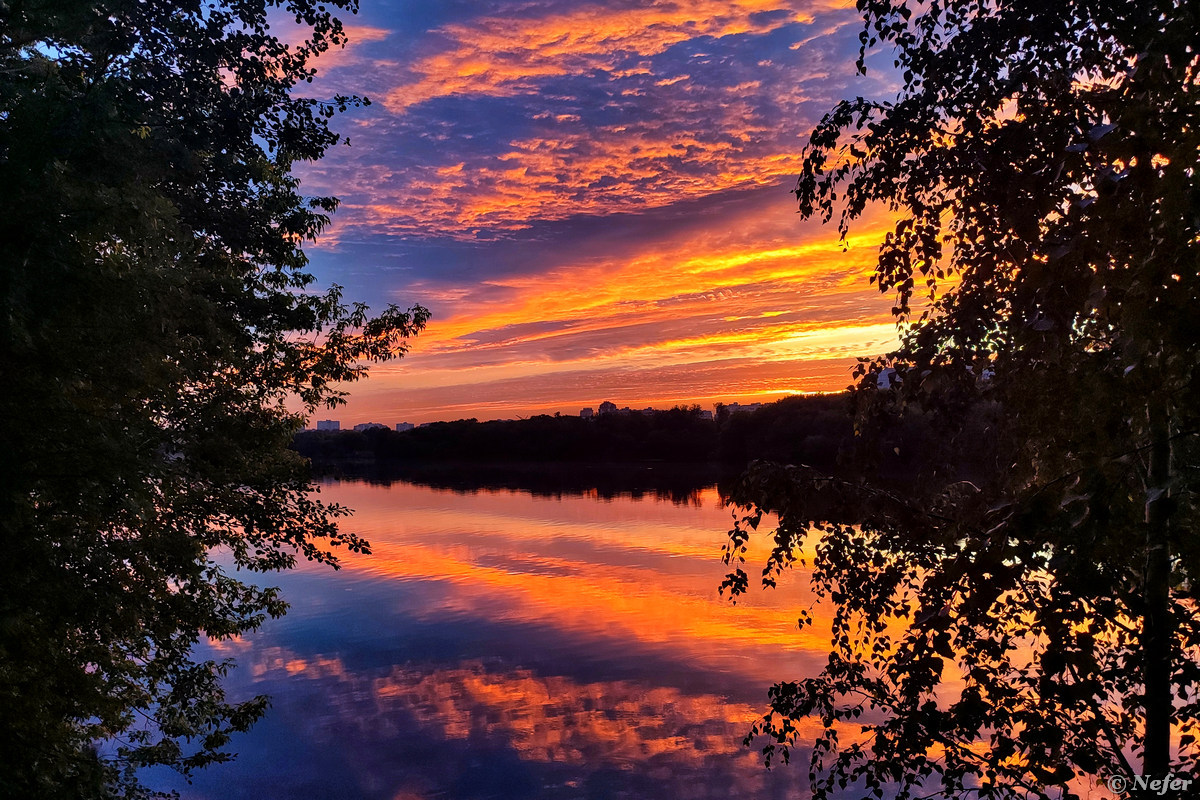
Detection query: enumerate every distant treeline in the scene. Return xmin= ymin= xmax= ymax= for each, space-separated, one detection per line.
xmin=294 ymin=394 xmax=1003 ymax=483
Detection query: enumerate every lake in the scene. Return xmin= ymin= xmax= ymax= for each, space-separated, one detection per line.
xmin=153 ymin=473 xmax=831 ymax=799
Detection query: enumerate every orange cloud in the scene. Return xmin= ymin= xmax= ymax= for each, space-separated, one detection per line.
xmin=317 ymin=122 xmax=808 ymax=241
xmin=326 ymin=195 xmax=902 ymax=422
xmin=287 ymin=1 xmax=864 ymax=242
xmin=282 ymin=0 xmax=886 ymax=254
xmin=371 ymin=200 xmax=891 ymax=364
xmin=382 ymin=1 xmax=828 ymax=112
xmin=286 ymin=0 xmax=907 ymax=423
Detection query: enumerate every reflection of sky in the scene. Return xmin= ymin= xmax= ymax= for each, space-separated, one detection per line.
xmin=283 ymin=1 xmax=903 ymax=424
xmin=153 ymin=479 xmax=844 ymax=799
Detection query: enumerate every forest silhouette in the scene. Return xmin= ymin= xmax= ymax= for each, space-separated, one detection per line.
xmin=294 ymin=392 xmax=1003 ymax=489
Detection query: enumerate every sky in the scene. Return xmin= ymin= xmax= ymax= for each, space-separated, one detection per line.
xmin=293 ymin=0 xmax=904 ymax=425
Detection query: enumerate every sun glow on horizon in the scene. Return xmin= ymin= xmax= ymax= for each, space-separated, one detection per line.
xmin=293 ymin=1 xmax=902 ymax=424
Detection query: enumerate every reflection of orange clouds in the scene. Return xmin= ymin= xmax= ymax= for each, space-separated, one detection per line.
xmin=250 ymin=651 xmax=349 ymax=679
xmin=199 ymin=484 xmax=879 ymax=795
xmin=320 ymin=482 xmax=829 ymax=684
xmin=371 ymin=662 xmax=787 ymax=764
xmin=227 ymin=477 xmax=872 ymax=791
xmin=365 ymin=539 xmax=823 ymax=657
xmin=252 ymin=651 xmax=845 ymax=778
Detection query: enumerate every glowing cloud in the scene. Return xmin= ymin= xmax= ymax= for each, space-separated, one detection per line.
xmin=289 ymin=0 xmax=902 ymax=422
xmin=381 ymin=1 xmax=833 ymax=112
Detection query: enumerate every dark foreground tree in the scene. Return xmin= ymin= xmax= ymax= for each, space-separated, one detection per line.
xmin=0 ymin=1 xmax=427 ymax=796
xmin=724 ymin=1 xmax=1198 ymax=798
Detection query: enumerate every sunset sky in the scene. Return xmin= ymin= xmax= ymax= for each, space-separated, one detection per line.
xmin=296 ymin=0 xmax=903 ymax=425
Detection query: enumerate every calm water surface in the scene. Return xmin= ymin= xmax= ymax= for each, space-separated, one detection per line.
xmin=158 ymin=476 xmax=831 ymax=799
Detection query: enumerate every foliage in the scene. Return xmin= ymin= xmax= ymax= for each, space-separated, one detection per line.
xmin=723 ymin=1 xmax=1200 ymax=798
xmin=0 ymin=1 xmax=427 ymax=795
xmin=714 ymin=395 xmax=852 ymax=467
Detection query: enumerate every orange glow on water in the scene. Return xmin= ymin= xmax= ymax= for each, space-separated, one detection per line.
xmin=250 ymin=652 xmax=846 ymax=769
xmin=191 ymin=479 xmax=864 ymax=798
xmin=322 ymin=481 xmax=832 ymax=681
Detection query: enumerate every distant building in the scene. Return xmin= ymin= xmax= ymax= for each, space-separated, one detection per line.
xmin=315 ymin=419 xmax=340 ymax=431
xmin=580 ymin=407 xmax=594 ymax=419
xmin=353 ymin=422 xmax=388 ymax=432
xmin=395 ymin=422 xmax=415 ymax=432
xmin=723 ymin=402 xmax=763 ymax=415
xmin=598 ymin=401 xmax=618 ymax=415
xmin=698 ymin=410 xmax=713 ymax=421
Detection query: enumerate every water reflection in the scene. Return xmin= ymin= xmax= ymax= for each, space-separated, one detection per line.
xmin=158 ymin=473 xmax=830 ymax=799
xmin=313 ymin=461 xmax=738 ymax=505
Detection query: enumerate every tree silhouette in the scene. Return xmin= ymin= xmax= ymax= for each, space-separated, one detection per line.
xmin=724 ymin=2 xmax=1199 ymax=798
xmin=0 ymin=1 xmax=426 ymax=795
